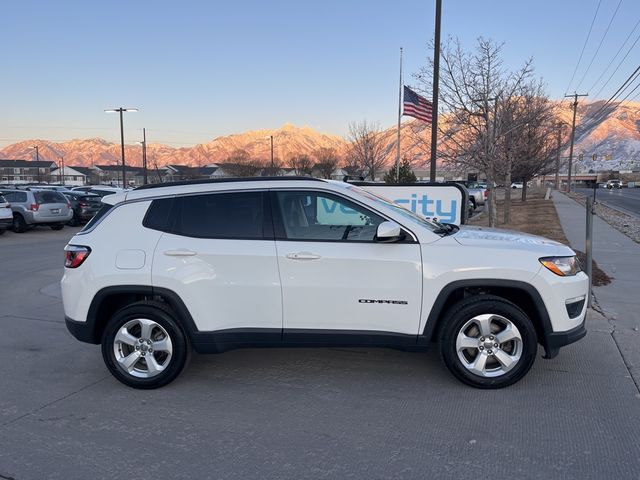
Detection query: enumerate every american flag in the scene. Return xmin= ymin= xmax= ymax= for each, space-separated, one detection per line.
xmin=403 ymin=85 xmax=432 ymax=123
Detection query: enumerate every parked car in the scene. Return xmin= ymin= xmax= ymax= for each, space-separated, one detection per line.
xmin=62 ymin=177 xmax=588 ymax=390
xmin=71 ymin=186 xmax=96 ymax=193
xmin=88 ymin=186 xmax=127 ymax=197
xmin=605 ymin=180 xmax=622 ymax=189
xmin=1 ymin=189 xmax=72 ymax=232
xmin=461 ymin=181 xmax=487 ymax=209
xmin=511 ymin=182 xmax=524 ymax=189
xmin=30 ymin=185 xmax=75 ymax=193
xmin=0 ymin=194 xmax=12 ymax=234
xmin=64 ymin=192 xmax=102 ymax=226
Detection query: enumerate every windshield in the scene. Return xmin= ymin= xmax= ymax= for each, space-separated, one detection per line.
xmin=342 ymin=184 xmax=442 ymax=233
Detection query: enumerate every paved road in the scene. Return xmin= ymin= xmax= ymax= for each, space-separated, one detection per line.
xmin=575 ymin=187 xmax=640 ymax=218
xmin=1 ymin=228 xmax=640 ymax=479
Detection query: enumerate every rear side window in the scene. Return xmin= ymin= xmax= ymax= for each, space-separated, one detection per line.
xmin=159 ymin=192 xmax=265 ymax=239
xmin=4 ymin=192 xmax=27 ymax=203
xmin=143 ymin=198 xmax=174 ymax=231
xmin=80 ymin=204 xmax=113 ymax=232
xmin=35 ymin=191 xmax=66 ymax=204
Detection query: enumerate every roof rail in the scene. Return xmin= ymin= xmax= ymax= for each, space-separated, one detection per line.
xmin=134 ymin=176 xmax=325 ymax=190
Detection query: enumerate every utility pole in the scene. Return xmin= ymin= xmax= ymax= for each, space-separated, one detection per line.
xmin=60 ymin=155 xmax=65 ymax=186
xmin=555 ymin=123 xmax=565 ymax=190
xmin=429 ymin=0 xmax=442 ymax=182
xmin=564 ymin=93 xmax=588 ymax=192
xmin=104 ymin=107 xmax=138 ymax=188
xmin=270 ymin=135 xmax=274 ymax=171
xmin=32 ymin=145 xmax=41 ymax=183
xmin=142 ymin=128 xmax=148 ymax=185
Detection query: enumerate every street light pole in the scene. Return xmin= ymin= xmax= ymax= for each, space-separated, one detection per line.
xmin=60 ymin=155 xmax=65 ymax=185
xmin=105 ymin=107 xmax=138 ymax=188
xmin=564 ymin=93 xmax=588 ymax=193
xmin=142 ymin=128 xmax=148 ymax=185
xmin=270 ymin=135 xmax=274 ymax=171
xmin=32 ymin=146 xmax=41 ymax=183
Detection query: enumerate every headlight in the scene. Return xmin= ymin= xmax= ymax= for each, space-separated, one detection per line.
xmin=539 ymin=256 xmax=581 ymax=276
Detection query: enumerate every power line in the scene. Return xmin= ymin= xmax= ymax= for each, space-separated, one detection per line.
xmin=565 ymin=0 xmax=603 ymax=95
xmin=575 ymin=0 xmax=624 ymax=91
xmin=588 ymin=17 xmax=640 ymax=94
xmin=591 ymin=29 xmax=640 ymax=99
xmin=578 ymin=64 xmax=640 ymax=131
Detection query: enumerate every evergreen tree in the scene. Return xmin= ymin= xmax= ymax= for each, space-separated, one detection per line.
xmin=383 ymin=157 xmax=417 ymax=184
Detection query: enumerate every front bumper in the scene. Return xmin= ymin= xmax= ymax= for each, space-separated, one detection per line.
xmin=543 ymin=317 xmax=586 ymax=359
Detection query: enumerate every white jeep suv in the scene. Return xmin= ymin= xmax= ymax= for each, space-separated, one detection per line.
xmin=62 ymin=178 xmax=588 ymax=389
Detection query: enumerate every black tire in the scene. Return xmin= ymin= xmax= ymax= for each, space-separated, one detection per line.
xmin=68 ymin=212 xmax=79 ymax=227
xmin=50 ymin=224 xmax=64 ymax=230
xmin=101 ymin=301 xmax=191 ymax=389
xmin=439 ymin=295 xmax=537 ymax=389
xmin=12 ymin=214 xmax=28 ymax=233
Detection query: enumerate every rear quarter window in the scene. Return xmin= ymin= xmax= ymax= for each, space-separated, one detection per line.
xmin=143 ymin=198 xmax=174 ymax=231
xmin=80 ymin=204 xmax=114 ymax=232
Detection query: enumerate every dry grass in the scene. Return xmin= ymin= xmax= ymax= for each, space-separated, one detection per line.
xmin=469 ymin=189 xmax=611 ymax=286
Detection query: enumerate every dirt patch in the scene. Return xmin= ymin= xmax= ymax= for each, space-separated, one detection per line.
xmin=469 ymin=189 xmax=611 ymax=286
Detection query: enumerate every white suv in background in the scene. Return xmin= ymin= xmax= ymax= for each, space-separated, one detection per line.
xmin=62 ymin=178 xmax=588 ymax=389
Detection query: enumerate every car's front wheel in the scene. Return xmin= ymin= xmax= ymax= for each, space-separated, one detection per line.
xmin=439 ymin=295 xmax=537 ymax=388
xmin=101 ymin=301 xmax=190 ymax=389
xmin=12 ymin=214 xmax=27 ymax=233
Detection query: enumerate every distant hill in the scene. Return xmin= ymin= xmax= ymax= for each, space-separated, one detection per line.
xmin=1 ymin=102 xmax=639 ymax=171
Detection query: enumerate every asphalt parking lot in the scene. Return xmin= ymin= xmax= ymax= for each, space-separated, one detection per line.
xmin=1 ymin=227 xmax=640 ymax=479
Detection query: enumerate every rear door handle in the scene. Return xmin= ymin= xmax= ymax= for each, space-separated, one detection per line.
xmin=164 ymin=249 xmax=197 ymax=257
xmin=286 ymin=252 xmax=321 ymax=260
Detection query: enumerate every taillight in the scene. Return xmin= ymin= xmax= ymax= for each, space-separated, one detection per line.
xmin=30 ymin=203 xmax=39 ymax=211
xmin=79 ymin=202 xmax=88 ymax=207
xmin=64 ymin=245 xmax=91 ymax=268
xmin=484 ymin=190 xmax=489 ymax=198
xmin=67 ymin=203 xmax=72 ymax=209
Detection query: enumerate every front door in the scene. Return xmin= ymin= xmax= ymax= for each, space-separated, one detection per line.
xmin=272 ymin=190 xmax=423 ymax=338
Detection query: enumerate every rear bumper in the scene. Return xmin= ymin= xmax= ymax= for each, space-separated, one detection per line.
xmin=65 ymin=316 xmax=99 ymax=344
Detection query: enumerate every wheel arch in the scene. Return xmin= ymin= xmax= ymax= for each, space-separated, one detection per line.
xmin=420 ymin=279 xmax=554 ymax=356
xmin=82 ymin=285 xmax=197 ymax=344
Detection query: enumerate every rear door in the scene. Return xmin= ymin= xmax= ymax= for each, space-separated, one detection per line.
xmin=151 ymin=190 xmax=282 ymax=334
xmin=272 ymin=189 xmax=423 ymax=338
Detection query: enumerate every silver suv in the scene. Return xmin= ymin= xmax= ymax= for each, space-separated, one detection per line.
xmin=1 ymin=189 xmax=72 ymax=232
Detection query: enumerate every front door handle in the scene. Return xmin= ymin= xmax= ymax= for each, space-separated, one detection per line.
xmin=286 ymin=252 xmax=321 ymax=260
xmin=164 ymin=249 xmax=197 ymax=257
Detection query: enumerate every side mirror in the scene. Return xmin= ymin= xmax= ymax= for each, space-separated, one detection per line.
xmin=376 ymin=221 xmax=403 ymax=242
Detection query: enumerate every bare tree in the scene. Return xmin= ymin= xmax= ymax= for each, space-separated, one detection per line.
xmin=287 ymin=153 xmax=313 ymax=176
xmin=313 ymin=147 xmax=339 ymax=179
xmin=348 ymin=120 xmax=386 ymax=181
xmin=222 ymin=149 xmax=262 ymax=177
xmin=416 ymin=37 xmax=536 ymax=227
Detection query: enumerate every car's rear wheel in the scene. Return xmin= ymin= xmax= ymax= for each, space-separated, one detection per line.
xmin=12 ymin=214 xmax=27 ymax=233
xmin=101 ymin=301 xmax=190 ymax=389
xmin=68 ymin=212 xmax=79 ymax=227
xmin=439 ymin=295 xmax=537 ymax=389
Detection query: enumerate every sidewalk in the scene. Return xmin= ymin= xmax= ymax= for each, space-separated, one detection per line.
xmin=553 ymin=191 xmax=640 ymax=389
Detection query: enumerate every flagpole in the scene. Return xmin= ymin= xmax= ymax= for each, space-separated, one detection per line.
xmin=396 ymin=47 xmax=403 ymax=182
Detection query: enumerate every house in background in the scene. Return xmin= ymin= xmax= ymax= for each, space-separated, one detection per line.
xmin=49 ymin=166 xmax=94 ymax=186
xmin=0 ymin=159 xmax=57 ymax=184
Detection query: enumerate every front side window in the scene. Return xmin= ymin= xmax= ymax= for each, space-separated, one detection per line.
xmin=275 ymin=191 xmax=384 ymax=242
xmin=171 ymin=191 xmax=265 ymax=239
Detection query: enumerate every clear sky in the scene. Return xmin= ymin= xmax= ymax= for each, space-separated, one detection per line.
xmin=2 ymin=0 xmax=639 ymax=148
